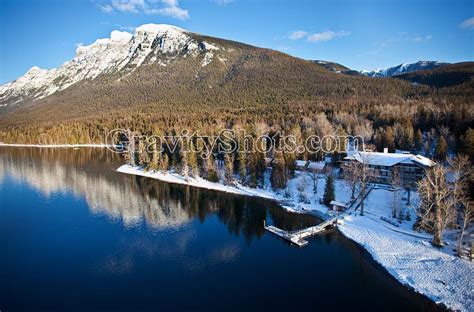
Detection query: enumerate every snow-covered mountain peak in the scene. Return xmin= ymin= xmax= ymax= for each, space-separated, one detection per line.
xmin=110 ymin=30 xmax=133 ymax=42
xmin=21 ymin=66 xmax=48 ymax=81
xmin=361 ymin=60 xmax=448 ymax=77
xmin=26 ymin=66 xmax=45 ymax=75
xmin=135 ymin=23 xmax=186 ymax=35
xmin=0 ymin=23 xmax=221 ymax=109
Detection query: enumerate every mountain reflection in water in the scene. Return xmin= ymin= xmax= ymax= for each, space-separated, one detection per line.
xmin=0 ymin=147 xmax=317 ymax=239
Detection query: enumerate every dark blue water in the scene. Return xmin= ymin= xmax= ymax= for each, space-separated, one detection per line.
xmin=0 ymin=147 xmax=440 ymax=311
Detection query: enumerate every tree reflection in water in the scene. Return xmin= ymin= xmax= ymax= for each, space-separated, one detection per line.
xmin=0 ymin=147 xmax=318 ymax=244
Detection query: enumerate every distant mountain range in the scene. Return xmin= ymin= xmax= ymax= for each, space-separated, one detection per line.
xmin=360 ymin=61 xmax=449 ymax=77
xmin=311 ymin=60 xmax=452 ymax=78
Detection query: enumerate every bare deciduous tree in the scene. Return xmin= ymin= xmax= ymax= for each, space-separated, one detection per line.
xmin=417 ymin=166 xmax=453 ymax=246
xmin=417 ymin=155 xmax=472 ymax=247
xmin=345 ymin=153 xmax=376 ymax=216
xmin=357 ymin=154 xmax=376 ymax=216
xmin=342 ymin=161 xmax=359 ymax=200
xmin=448 ymin=155 xmax=474 ymax=256
xmin=458 ymin=201 xmax=474 ymax=257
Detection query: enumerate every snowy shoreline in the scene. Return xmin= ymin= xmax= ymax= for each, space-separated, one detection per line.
xmin=0 ymin=143 xmax=110 ymax=148
xmin=116 ymin=164 xmax=308 ymax=213
xmin=117 ymin=164 xmax=474 ymax=312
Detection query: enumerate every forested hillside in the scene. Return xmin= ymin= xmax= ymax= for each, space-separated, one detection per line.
xmin=0 ymin=30 xmax=473 ymax=165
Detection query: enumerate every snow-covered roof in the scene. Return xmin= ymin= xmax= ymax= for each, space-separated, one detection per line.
xmin=308 ymin=161 xmax=325 ymax=170
xmin=410 ymin=155 xmax=436 ymax=167
xmin=295 ymin=160 xmax=326 ymax=170
xmin=344 ymin=151 xmax=435 ymax=167
xmin=296 ymin=160 xmax=306 ymax=167
xmin=329 ymin=200 xmax=347 ymax=207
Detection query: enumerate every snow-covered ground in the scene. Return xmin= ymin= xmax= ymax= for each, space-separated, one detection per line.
xmin=118 ymin=164 xmax=474 ymax=311
xmin=117 ymin=164 xmax=351 ymax=216
xmin=339 ymin=213 xmax=473 ymax=311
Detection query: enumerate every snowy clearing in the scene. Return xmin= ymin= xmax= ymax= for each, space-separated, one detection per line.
xmin=339 ymin=214 xmax=473 ymax=311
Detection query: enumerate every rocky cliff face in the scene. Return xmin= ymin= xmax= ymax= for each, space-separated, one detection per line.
xmin=0 ymin=24 xmax=220 ymax=110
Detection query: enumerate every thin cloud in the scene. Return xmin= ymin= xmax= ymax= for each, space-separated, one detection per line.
xmin=307 ymin=30 xmax=350 ymax=43
xmin=99 ymin=0 xmax=189 ymax=20
xmin=108 ymin=0 xmax=145 ymax=13
xmin=100 ymin=4 xmax=115 ymax=13
xmin=212 ymin=0 xmax=235 ymax=5
xmin=288 ymin=30 xmax=307 ymax=40
xmin=287 ymin=29 xmax=350 ymax=42
xmin=460 ymin=17 xmax=474 ymax=29
xmin=377 ymin=32 xmax=432 ymax=48
xmin=115 ymin=24 xmax=137 ymax=32
xmin=359 ymin=32 xmax=431 ymax=58
xmin=412 ymin=35 xmax=432 ymax=43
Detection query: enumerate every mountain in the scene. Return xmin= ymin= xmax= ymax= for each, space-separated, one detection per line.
xmin=395 ymin=62 xmax=474 ymax=89
xmin=1 ymin=23 xmax=472 ymax=148
xmin=312 ymin=60 xmax=362 ymax=76
xmin=1 ymin=23 xmax=428 ymax=128
xmin=0 ymin=24 xmax=220 ymax=112
xmin=361 ymin=61 xmax=448 ymax=77
xmin=312 ymin=60 xmax=350 ymax=73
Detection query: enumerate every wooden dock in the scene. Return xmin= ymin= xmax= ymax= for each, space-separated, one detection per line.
xmin=264 ymin=216 xmax=338 ymax=247
xmin=264 ymin=225 xmax=309 ymax=247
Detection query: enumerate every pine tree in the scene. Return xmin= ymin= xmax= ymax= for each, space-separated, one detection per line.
xmin=224 ymin=153 xmax=234 ymax=184
xmin=128 ymin=133 xmax=139 ymax=166
xmin=460 ymin=128 xmax=474 ymax=161
xmin=323 ymin=174 xmax=335 ymax=207
xmin=435 ymin=136 xmax=448 ymax=160
xmin=138 ymin=139 xmax=150 ymax=169
xmin=414 ymin=129 xmax=423 ymax=152
xmin=423 ymin=141 xmax=431 ymax=157
xmin=255 ymin=151 xmax=267 ymax=185
xmin=284 ymin=150 xmax=297 ymax=175
xmin=196 ymin=136 xmax=207 ymax=178
xmin=180 ymin=140 xmax=189 ymax=179
xmin=161 ymin=153 xmax=169 ymax=172
xmin=207 ymin=154 xmax=219 ymax=182
xmin=238 ymin=151 xmax=247 ymax=183
xmin=188 ymin=139 xmax=199 ymax=177
xmin=382 ymin=127 xmax=395 ymax=152
xmin=123 ymin=135 xmax=134 ymax=166
xmin=150 ymin=144 xmax=161 ymax=171
xmin=246 ymin=150 xmax=257 ymax=188
xmin=270 ymin=150 xmax=287 ymax=189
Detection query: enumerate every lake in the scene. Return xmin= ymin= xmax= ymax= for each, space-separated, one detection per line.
xmin=0 ymin=147 xmax=441 ymax=311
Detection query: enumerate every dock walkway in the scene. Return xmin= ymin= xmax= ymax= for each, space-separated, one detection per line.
xmin=264 ymin=215 xmax=339 ymax=247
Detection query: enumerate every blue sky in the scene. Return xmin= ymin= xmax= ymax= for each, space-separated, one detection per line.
xmin=0 ymin=0 xmax=473 ymax=84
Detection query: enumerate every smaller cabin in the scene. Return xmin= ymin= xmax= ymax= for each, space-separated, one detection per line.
xmin=329 ymin=200 xmax=348 ymax=212
xmin=296 ymin=160 xmax=326 ymax=172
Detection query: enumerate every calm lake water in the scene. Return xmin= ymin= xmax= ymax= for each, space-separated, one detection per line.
xmin=0 ymin=147 xmax=441 ymax=311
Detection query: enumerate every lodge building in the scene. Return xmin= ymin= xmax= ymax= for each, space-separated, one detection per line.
xmin=343 ymin=149 xmax=436 ymax=185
